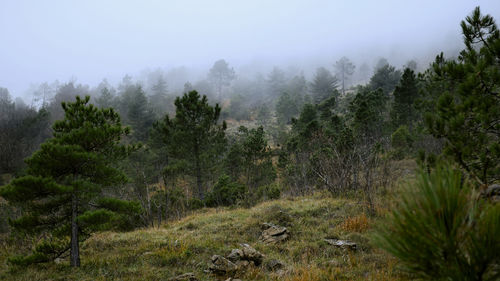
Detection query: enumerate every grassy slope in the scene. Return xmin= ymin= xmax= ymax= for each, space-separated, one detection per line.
xmin=0 ymin=193 xmax=409 ymax=281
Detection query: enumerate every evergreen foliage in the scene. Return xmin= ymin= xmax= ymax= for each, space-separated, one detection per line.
xmin=276 ymin=92 xmax=301 ymax=124
xmin=126 ymin=86 xmax=155 ymax=142
xmin=205 ymin=175 xmax=247 ymax=207
xmin=267 ymin=67 xmax=287 ymax=99
xmin=374 ymin=165 xmax=500 ymax=280
xmin=390 ymin=68 xmax=420 ymax=130
xmin=155 ymin=91 xmax=226 ymax=200
xmin=349 ymin=88 xmax=388 ymax=142
xmin=208 ymin=59 xmax=236 ymax=99
xmin=150 ymin=75 xmax=172 ymax=116
xmin=0 ymin=96 xmax=139 ymax=267
xmin=310 ymin=67 xmax=339 ymax=104
xmin=334 ymin=57 xmax=355 ymax=95
xmin=424 ymin=7 xmax=500 ymax=184
xmin=369 ymin=64 xmax=402 ymax=94
xmin=0 ymin=91 xmax=50 ymax=174
xmin=225 ymin=126 xmax=276 ymax=190
xmin=95 ymin=87 xmax=115 ymax=109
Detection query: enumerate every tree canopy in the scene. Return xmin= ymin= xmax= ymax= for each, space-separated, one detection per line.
xmin=0 ymin=96 xmax=139 ymax=267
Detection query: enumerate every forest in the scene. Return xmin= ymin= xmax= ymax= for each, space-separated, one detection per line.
xmin=0 ymin=4 xmax=499 ymax=281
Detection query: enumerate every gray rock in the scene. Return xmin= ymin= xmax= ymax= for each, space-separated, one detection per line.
xmin=168 ymin=272 xmax=198 ymax=281
xmin=227 ymin=248 xmax=244 ymax=262
xmin=259 ymin=223 xmax=289 ymax=244
xmin=209 ymin=244 xmax=263 ymax=275
xmin=227 ymin=244 xmax=263 ymax=265
xmin=209 ymin=255 xmax=238 ymax=275
xmin=240 ymin=244 xmax=263 ymax=265
xmin=265 ymin=259 xmax=285 ymax=271
xmin=324 ymin=238 xmax=357 ymax=250
xmin=235 ymin=260 xmax=251 ymax=268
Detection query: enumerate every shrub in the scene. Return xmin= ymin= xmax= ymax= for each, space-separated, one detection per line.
xmin=391 ymin=125 xmax=412 ymax=159
xmin=256 ymin=183 xmax=281 ymax=200
xmin=187 ymin=198 xmax=204 ymax=210
xmin=205 ymin=175 xmax=247 ymax=207
xmin=373 ymin=166 xmax=500 ymax=280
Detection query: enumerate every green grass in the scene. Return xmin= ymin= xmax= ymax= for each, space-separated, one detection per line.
xmin=0 ymin=192 xmax=410 ymax=281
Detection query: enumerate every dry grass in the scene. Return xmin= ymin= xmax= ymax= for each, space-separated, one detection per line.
xmin=339 ymin=213 xmax=370 ymax=233
xmin=0 ymin=193 xmax=410 ymax=281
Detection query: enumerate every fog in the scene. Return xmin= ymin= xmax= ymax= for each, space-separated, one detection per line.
xmin=1 ymin=0 xmax=500 ymax=100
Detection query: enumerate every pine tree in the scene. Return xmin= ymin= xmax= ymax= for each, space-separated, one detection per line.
xmin=369 ymin=64 xmax=402 ymax=95
xmin=334 ymin=57 xmax=355 ymax=95
xmin=126 ymin=86 xmax=155 ymax=142
xmin=391 ymin=68 xmax=420 ymax=130
xmin=267 ymin=67 xmax=287 ymax=99
xmin=156 ymin=91 xmax=226 ymax=200
xmin=349 ymin=88 xmax=388 ymax=142
xmin=374 ymin=165 xmax=500 ymax=280
xmin=95 ymin=87 xmax=115 ymax=109
xmin=208 ymin=59 xmax=236 ymax=99
xmin=238 ymin=126 xmax=276 ymax=189
xmin=425 ymin=7 xmax=500 ymax=185
xmin=150 ymin=75 xmax=171 ymax=116
xmin=310 ymin=67 xmax=339 ymax=104
xmin=0 ymin=96 xmax=139 ymax=267
xmin=276 ymin=92 xmax=300 ymax=124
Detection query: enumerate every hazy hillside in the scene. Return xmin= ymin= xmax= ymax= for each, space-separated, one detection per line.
xmin=1 ymin=2 xmax=499 ymax=280
xmin=0 ymin=190 xmax=411 ymax=281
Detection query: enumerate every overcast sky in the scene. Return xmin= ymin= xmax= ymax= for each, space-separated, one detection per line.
xmin=1 ymin=0 xmax=499 ymax=97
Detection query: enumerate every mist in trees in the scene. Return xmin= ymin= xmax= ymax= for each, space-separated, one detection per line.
xmin=208 ymin=59 xmax=236 ymax=100
xmin=335 ymin=57 xmax=356 ymax=95
xmin=0 ymin=3 xmax=499 ymax=275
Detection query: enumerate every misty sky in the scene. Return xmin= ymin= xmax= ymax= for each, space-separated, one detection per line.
xmin=1 ymin=0 xmax=500 ymax=98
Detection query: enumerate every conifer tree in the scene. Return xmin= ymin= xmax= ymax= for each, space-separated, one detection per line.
xmin=267 ymin=67 xmax=287 ymax=99
xmin=391 ymin=68 xmax=420 ymax=130
xmin=156 ymin=91 xmax=226 ymax=200
xmin=334 ymin=57 xmax=355 ymax=95
xmin=150 ymin=75 xmax=171 ymax=116
xmin=310 ymin=67 xmax=339 ymax=104
xmin=0 ymin=96 xmax=139 ymax=267
xmin=208 ymin=59 xmax=236 ymax=99
xmin=276 ymin=92 xmax=301 ymax=124
xmin=126 ymin=86 xmax=155 ymax=142
xmin=349 ymin=88 xmax=388 ymax=142
xmin=369 ymin=64 xmax=402 ymax=95
xmin=228 ymin=126 xmax=276 ymax=189
xmin=95 ymin=87 xmax=115 ymax=109
xmin=425 ymin=7 xmax=500 ymax=185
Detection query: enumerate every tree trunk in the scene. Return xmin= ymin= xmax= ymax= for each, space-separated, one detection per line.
xmin=70 ymin=192 xmax=80 ymax=267
xmin=194 ymin=145 xmax=204 ymax=200
xmin=164 ymin=184 xmax=169 ymax=221
xmin=157 ymin=209 xmax=162 ymax=228
xmin=163 ymin=157 xmax=169 ymax=221
xmin=342 ymin=74 xmax=345 ymax=95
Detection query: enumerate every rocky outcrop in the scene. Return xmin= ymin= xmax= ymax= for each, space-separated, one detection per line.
xmin=227 ymin=243 xmax=263 ymax=266
xmin=259 ymin=223 xmax=289 ymax=244
xmin=209 ymin=255 xmax=238 ymax=275
xmin=168 ymin=272 xmax=199 ymax=281
xmin=209 ymin=244 xmax=264 ymax=275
